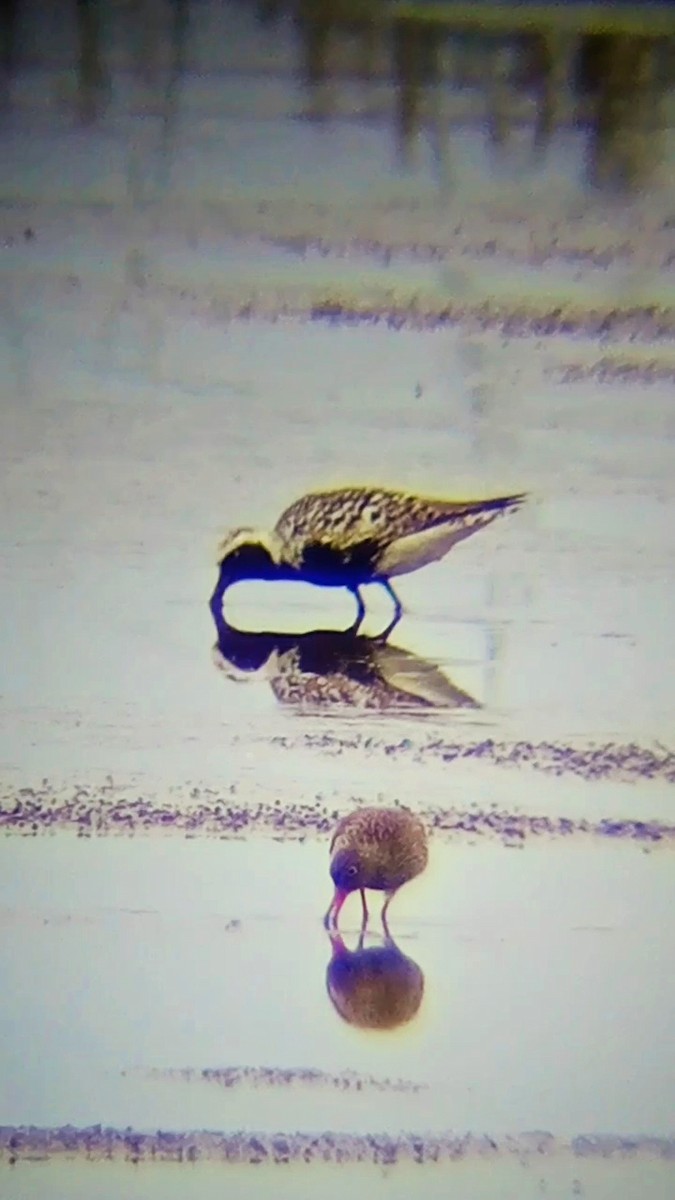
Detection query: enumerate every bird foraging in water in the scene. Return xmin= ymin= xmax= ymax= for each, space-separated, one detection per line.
xmin=324 ymin=806 xmax=428 ymax=936
xmin=211 ymin=485 xmax=526 ymax=629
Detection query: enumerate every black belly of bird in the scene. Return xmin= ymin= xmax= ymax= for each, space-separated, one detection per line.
xmin=218 ymin=545 xmax=301 ymax=587
xmin=299 ymin=540 xmax=381 ymax=589
xmin=212 ymin=545 xmax=301 ymax=615
xmin=296 ymin=632 xmax=378 ymax=685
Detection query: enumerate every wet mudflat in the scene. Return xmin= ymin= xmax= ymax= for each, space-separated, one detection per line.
xmin=0 ymin=834 xmax=673 ymax=1140
xmin=2 ymin=280 xmax=675 ymax=1194
xmin=3 ymin=68 xmax=675 ymax=1196
xmin=3 ymin=1157 xmax=673 ymax=1200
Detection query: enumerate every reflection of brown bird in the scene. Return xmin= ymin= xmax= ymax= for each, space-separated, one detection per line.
xmin=324 ymin=807 xmax=428 ymax=936
xmin=212 ymin=485 xmax=526 ymax=627
xmin=326 ymin=930 xmax=424 ymax=1031
xmin=210 ymin=618 xmax=479 ymax=713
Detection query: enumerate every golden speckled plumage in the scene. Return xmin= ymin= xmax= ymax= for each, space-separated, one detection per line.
xmin=268 ymin=637 xmax=479 ymax=712
xmin=213 ymin=484 xmax=526 ymax=627
xmin=274 ymin=485 xmax=525 ymax=571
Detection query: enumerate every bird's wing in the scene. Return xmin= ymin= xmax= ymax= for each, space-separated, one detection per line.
xmin=329 ymin=820 xmax=344 ymax=855
xmin=373 ymin=644 xmax=480 ymax=709
xmin=328 ymin=809 xmax=368 ymax=855
xmin=274 ymin=487 xmax=525 ymax=568
xmin=376 ymin=493 xmax=526 ymax=577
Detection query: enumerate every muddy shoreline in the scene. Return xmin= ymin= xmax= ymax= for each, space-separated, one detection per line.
xmin=2 ymin=1125 xmax=674 ymax=1166
xmin=1 ymin=783 xmax=673 ymax=845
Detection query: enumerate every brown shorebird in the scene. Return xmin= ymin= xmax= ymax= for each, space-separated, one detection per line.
xmin=324 ymin=806 xmax=428 ymax=936
xmin=211 ymin=485 xmax=526 ymax=628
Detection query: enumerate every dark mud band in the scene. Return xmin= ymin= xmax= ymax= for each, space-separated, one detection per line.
xmin=1 ymin=783 xmax=672 ymax=845
xmin=123 ymin=1066 xmax=426 ymax=1094
xmin=1 ymin=1126 xmax=674 ymax=1166
xmin=268 ymin=735 xmax=675 ymax=783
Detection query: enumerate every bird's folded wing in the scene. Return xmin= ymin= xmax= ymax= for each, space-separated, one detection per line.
xmin=374 ymin=645 xmax=480 ymax=709
xmin=274 ymin=488 xmax=525 ymax=562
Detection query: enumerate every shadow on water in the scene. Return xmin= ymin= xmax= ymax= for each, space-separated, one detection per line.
xmin=325 ymin=929 xmax=425 ymax=1032
xmin=210 ymin=610 xmax=480 ymax=715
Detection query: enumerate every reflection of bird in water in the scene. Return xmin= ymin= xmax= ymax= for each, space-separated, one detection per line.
xmin=324 ymin=806 xmax=428 ymax=936
xmin=211 ymin=485 xmax=526 ymax=629
xmin=326 ymin=929 xmax=425 ymax=1031
xmin=210 ymin=614 xmax=479 ymax=713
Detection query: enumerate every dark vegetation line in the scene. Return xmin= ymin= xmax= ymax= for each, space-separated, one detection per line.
xmin=1 ymin=769 xmax=673 ymax=847
xmin=1 ymin=1125 xmax=674 ymax=1166
xmin=123 ymin=1065 xmax=426 ymax=1094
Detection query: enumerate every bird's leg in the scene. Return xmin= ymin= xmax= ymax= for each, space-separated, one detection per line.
xmin=360 ymin=887 xmax=369 ymax=928
xmin=381 ymin=889 xmax=397 ymax=940
xmin=348 ymin=586 xmax=366 ymax=632
xmin=377 ymin=610 xmax=402 ymax=643
xmin=379 ymin=579 xmax=404 ymax=633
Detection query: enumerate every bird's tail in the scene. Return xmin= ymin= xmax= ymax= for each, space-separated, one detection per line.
xmin=455 ymin=492 xmax=527 ymax=516
xmin=379 ymin=491 xmax=527 ymax=577
xmin=435 ymin=490 xmax=527 ymax=540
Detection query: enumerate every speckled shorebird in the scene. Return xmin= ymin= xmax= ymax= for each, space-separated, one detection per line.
xmin=324 ymin=806 xmax=428 ymax=936
xmin=211 ymin=485 xmax=526 ymax=626
xmin=210 ymin=615 xmax=479 ymax=712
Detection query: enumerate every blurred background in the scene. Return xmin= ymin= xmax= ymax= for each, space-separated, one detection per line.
xmin=1 ymin=0 xmax=675 ymax=196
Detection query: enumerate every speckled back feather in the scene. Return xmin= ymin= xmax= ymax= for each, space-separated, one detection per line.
xmin=273 ymin=486 xmax=525 ymax=570
xmin=269 ymin=641 xmax=479 ymax=712
xmin=330 ymin=806 xmax=428 ymax=891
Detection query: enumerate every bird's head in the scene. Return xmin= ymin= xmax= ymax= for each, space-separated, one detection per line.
xmin=330 ymin=848 xmax=364 ymax=895
xmin=216 ymin=528 xmax=282 ymax=580
xmin=326 ymin=849 xmax=360 ymax=902
xmin=329 ymin=849 xmax=365 ymax=897
xmin=324 ymin=848 xmax=365 ymax=929
xmin=211 ymin=630 xmax=276 ymax=682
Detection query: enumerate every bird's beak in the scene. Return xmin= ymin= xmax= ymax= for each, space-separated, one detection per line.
xmin=323 ymin=887 xmax=348 ymax=930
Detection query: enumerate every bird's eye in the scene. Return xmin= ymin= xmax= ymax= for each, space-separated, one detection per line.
xmin=346 ymin=864 xmax=358 ymax=877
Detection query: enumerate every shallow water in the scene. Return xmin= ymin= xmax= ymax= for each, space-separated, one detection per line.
xmin=1 ymin=834 xmax=673 ymax=1136
xmin=3 ymin=1158 xmax=674 ymax=1200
